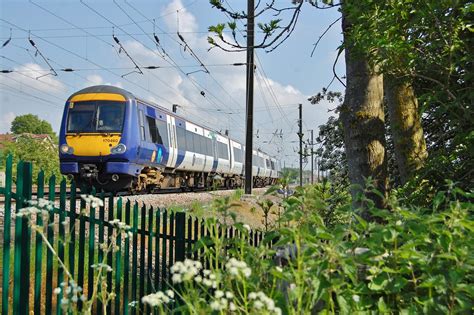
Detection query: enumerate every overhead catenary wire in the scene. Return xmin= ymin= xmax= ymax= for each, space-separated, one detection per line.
xmin=0 ymin=18 xmax=183 ymax=107
xmin=1 ymin=53 xmax=78 ymax=91
xmin=80 ymin=0 xmax=245 ymax=131
xmin=16 ymin=2 xmax=243 ymax=132
xmin=122 ymin=0 xmax=246 ymax=118
xmin=0 ymin=81 xmax=63 ymax=108
xmin=22 ymin=1 xmax=240 ymax=129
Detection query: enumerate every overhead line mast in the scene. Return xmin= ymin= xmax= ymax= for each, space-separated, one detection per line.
xmin=244 ymin=0 xmax=255 ymax=195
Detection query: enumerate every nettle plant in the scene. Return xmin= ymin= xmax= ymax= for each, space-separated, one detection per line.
xmin=143 ymin=182 xmax=473 ymax=314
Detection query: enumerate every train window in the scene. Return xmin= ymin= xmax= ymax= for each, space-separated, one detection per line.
xmin=193 ymin=133 xmax=202 ymax=154
xmin=233 ymin=147 xmax=243 ymax=163
xmin=185 ymin=131 xmax=194 ymax=152
xmin=96 ymin=103 xmax=125 ymax=132
xmin=176 ymin=126 xmax=186 ymax=150
xmin=271 ymin=160 xmax=275 ymax=170
xmin=139 ymin=110 xmax=146 ymax=141
xmin=198 ymin=135 xmax=206 ymax=155
xmin=266 ymin=159 xmax=270 ymax=168
xmin=146 ymin=116 xmax=162 ymax=144
xmin=156 ymin=119 xmax=169 ymax=148
xmin=218 ymin=142 xmax=229 ymax=159
xmin=205 ymin=137 xmax=212 ymax=156
xmin=67 ymin=102 xmax=95 ymax=132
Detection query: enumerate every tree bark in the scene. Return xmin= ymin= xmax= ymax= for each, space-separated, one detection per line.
xmin=385 ymin=75 xmax=427 ymax=184
xmin=340 ymin=3 xmax=388 ymax=216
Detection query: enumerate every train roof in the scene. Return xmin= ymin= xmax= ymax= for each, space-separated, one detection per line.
xmin=67 ymin=85 xmax=136 ymax=102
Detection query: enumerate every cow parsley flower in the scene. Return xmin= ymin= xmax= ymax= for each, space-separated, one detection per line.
xmin=248 ymin=291 xmax=279 ymax=314
xmin=141 ymin=291 xmax=173 ymax=307
xmin=80 ymin=194 xmax=104 ymax=208
xmin=225 ymin=257 xmax=252 ymax=278
xmin=170 ymin=259 xmax=202 ymax=283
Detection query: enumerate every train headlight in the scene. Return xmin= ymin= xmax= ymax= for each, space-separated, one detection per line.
xmin=111 ymin=143 xmax=127 ymax=154
xmin=60 ymin=144 xmax=74 ymax=154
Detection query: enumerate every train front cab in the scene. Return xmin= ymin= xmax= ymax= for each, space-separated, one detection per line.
xmin=59 ymin=87 xmax=141 ymax=191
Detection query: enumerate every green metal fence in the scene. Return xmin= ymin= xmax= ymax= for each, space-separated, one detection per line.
xmin=0 ymin=156 xmax=263 ymax=314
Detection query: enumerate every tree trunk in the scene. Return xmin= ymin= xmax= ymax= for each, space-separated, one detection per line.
xmin=340 ymin=4 xmax=388 ymax=216
xmin=385 ymin=75 xmax=427 ymax=184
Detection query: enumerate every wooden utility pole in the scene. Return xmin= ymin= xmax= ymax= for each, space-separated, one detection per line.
xmin=297 ymin=103 xmax=303 ymax=187
xmin=244 ymin=0 xmax=255 ymax=194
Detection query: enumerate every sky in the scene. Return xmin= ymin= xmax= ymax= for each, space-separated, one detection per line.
xmin=0 ymin=0 xmax=344 ymax=168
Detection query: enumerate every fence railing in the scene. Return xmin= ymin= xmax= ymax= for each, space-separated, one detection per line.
xmin=0 ymin=155 xmax=264 ymax=314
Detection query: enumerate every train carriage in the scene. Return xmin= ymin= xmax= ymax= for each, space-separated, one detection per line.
xmin=59 ymin=85 xmax=279 ymax=192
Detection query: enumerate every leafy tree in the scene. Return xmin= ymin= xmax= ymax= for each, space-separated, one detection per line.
xmin=10 ymin=114 xmax=56 ymax=138
xmin=2 ymin=137 xmax=61 ymax=183
xmin=347 ymin=0 xmax=473 ymax=200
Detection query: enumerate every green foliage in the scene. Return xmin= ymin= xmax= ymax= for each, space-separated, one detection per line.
xmin=152 ymin=182 xmax=473 ymax=314
xmin=258 ymin=19 xmax=282 ymax=35
xmin=10 ymin=114 xmax=56 ymax=138
xmin=2 ymin=137 xmax=61 ymax=183
xmin=344 ymin=0 xmax=473 ymax=194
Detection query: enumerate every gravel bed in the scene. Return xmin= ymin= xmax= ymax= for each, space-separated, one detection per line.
xmin=121 ymin=188 xmax=269 ymax=209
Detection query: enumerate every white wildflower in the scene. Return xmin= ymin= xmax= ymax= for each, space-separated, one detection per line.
xmin=352 ymin=294 xmax=360 ymax=303
xmin=243 ymin=267 xmax=251 ymax=278
xmin=210 ymin=300 xmax=221 ymax=311
xmin=80 ymin=194 xmax=104 ymax=208
xmin=53 ymin=287 xmax=61 ymax=295
xmin=215 ymin=290 xmax=224 ymax=298
xmin=166 ymin=290 xmax=174 ymax=298
xmin=142 ymin=291 xmax=173 ymax=307
xmin=225 ymin=257 xmax=252 ymax=278
xmin=171 ymin=273 xmax=182 ymax=284
xmin=225 ymin=291 xmax=234 ymax=299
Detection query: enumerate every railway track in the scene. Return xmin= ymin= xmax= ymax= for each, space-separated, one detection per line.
xmin=0 ymin=185 xmax=262 ymax=207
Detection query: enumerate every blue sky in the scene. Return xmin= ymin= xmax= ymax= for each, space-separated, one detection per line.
xmin=0 ymin=0 xmax=344 ymax=168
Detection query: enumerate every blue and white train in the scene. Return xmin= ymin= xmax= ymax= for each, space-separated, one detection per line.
xmin=58 ymin=85 xmax=280 ymax=192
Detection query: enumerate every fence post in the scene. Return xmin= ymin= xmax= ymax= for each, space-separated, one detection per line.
xmin=175 ymin=212 xmax=186 ymax=262
xmin=1 ymin=155 xmax=13 ymax=315
xmin=13 ymin=161 xmax=32 ymax=314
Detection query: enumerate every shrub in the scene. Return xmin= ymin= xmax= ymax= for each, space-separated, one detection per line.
xmin=143 ymin=183 xmax=473 ymax=314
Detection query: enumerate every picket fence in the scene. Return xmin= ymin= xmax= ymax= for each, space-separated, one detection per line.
xmin=0 ymin=156 xmax=264 ymax=314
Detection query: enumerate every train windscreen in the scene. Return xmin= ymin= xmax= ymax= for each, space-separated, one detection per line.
xmin=67 ymin=101 xmax=125 ymax=133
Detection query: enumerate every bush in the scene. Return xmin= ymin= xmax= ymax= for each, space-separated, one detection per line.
xmin=2 ymin=137 xmax=61 ymax=183
xmin=143 ymin=184 xmax=473 ymax=314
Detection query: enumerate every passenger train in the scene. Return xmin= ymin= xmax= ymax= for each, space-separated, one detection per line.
xmin=59 ymin=85 xmax=280 ymax=192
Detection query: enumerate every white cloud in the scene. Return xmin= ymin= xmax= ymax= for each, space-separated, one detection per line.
xmin=85 ymin=74 xmax=124 ymax=89
xmin=163 ymin=0 xmax=198 ymax=34
xmin=86 ymin=74 xmax=104 ymax=85
xmin=0 ymin=63 xmax=66 ymax=94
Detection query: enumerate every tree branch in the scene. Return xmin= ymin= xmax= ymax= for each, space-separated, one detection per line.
xmin=333 ymin=47 xmax=346 ymax=87
xmin=310 ymin=16 xmax=342 ymax=57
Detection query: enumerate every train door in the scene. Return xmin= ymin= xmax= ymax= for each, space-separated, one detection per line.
xmin=229 ymin=139 xmax=234 ymax=172
xmin=137 ymin=107 xmax=148 ymax=162
xmin=212 ymin=136 xmax=218 ymax=172
xmin=166 ymin=115 xmax=178 ymax=167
